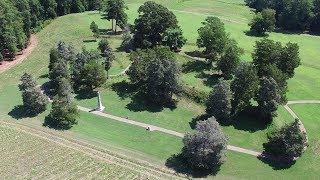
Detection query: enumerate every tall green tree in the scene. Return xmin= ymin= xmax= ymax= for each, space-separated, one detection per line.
xmin=19 ymin=73 xmax=48 ymax=115
xmin=217 ymin=40 xmax=242 ymax=79
xmin=277 ymin=42 xmax=300 ymax=78
xmin=90 ymin=21 xmax=100 ymax=38
xmin=206 ymin=80 xmax=232 ymax=123
xmin=249 ymin=9 xmax=276 ymax=35
xmin=133 ymin=1 xmax=178 ymax=48
xmin=47 ymin=77 xmax=79 ymax=130
xmin=256 ymin=77 xmax=281 ymax=120
xmin=197 ymin=16 xmax=229 ymax=59
xmin=127 ymin=47 xmax=180 ymax=105
xmin=310 ymin=0 xmax=320 ymax=33
xmin=105 ymin=0 xmax=128 ymax=33
xmin=162 ymin=27 xmax=187 ymax=51
xmin=82 ymin=60 xmax=107 ymax=91
xmin=103 ymin=45 xmax=115 ymax=78
xmin=231 ymin=62 xmax=260 ymax=114
xmin=182 ymin=117 xmax=227 ymax=171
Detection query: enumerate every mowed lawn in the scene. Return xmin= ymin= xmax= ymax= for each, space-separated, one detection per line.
xmin=0 ymin=0 xmax=319 ymax=178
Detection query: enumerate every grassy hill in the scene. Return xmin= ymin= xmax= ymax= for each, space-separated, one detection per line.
xmin=0 ymin=0 xmax=319 ymax=178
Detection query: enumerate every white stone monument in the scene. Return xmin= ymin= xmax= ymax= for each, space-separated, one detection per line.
xmin=96 ymin=91 xmax=105 ymax=112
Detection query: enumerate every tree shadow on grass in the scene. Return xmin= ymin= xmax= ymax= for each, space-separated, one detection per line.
xmin=39 ymin=74 xmax=48 ymax=79
xmin=182 ymin=60 xmax=210 ymax=73
xmin=111 ymin=80 xmax=177 ymax=113
xmin=190 ymin=106 xmax=269 ymax=132
xmin=185 ymin=50 xmax=207 ymax=59
xmin=83 ymin=39 xmax=97 ymax=43
xmin=74 ymin=90 xmax=97 ymax=100
xmin=43 ymin=116 xmax=72 ymax=130
xmin=231 ymin=106 xmax=270 ymax=132
xmin=111 ymin=80 xmax=138 ymax=100
xmin=197 ymin=73 xmax=222 ymax=88
xmin=126 ymin=92 xmax=177 ymax=113
xmin=8 ymin=105 xmax=37 ymax=120
xmin=257 ymin=153 xmax=296 ymax=170
xmin=244 ymin=30 xmax=269 ymax=37
xmin=165 ymin=154 xmax=220 ymax=178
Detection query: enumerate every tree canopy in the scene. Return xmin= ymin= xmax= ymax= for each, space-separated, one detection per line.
xmin=182 ymin=117 xmax=227 ymax=171
xmin=132 ymin=1 xmax=178 ymax=49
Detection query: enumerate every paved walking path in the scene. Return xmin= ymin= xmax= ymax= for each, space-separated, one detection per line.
xmin=78 ymin=106 xmax=262 ymax=157
xmin=284 ymin=100 xmax=320 ymax=148
xmin=109 ymin=64 xmax=131 ymax=77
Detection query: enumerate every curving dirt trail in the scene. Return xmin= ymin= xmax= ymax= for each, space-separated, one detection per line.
xmin=0 ymin=35 xmax=38 ymax=74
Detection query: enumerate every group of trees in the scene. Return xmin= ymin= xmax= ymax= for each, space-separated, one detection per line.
xmin=127 ymin=46 xmax=180 ymax=105
xmin=89 ymin=1 xmax=186 ymax=52
xmin=196 ymin=16 xmax=301 ymax=123
xmin=245 ymin=0 xmax=320 ymax=34
xmin=206 ymin=39 xmax=300 ymax=123
xmin=0 ymin=0 xmax=102 ymax=60
xmin=249 ymin=8 xmax=276 ymax=36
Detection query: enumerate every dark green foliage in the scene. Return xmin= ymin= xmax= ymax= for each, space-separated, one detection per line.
xmin=0 ymin=0 xmax=27 ymax=54
xmin=311 ymin=0 xmax=320 ymax=33
xmin=49 ymin=57 xmax=69 ymax=93
xmin=133 ymin=1 xmax=178 ymax=49
xmin=264 ymin=64 xmax=288 ymax=103
xmin=245 ymin=0 xmax=313 ymax=32
xmin=278 ymin=0 xmax=312 ymax=31
xmin=256 ymin=77 xmax=281 ymax=120
xmin=276 ymin=42 xmax=300 ymax=78
xmin=0 ymin=54 xmax=3 ymax=64
xmin=206 ymin=80 xmax=232 ymax=123
xmin=252 ymin=38 xmax=300 ymax=79
xmin=82 ymin=60 xmax=107 ymax=90
xmin=245 ymin=0 xmax=269 ymax=12
xmin=249 ymin=9 xmax=276 ymax=35
xmin=182 ymin=117 xmax=227 ymax=170
xmin=162 ymin=27 xmax=187 ymax=51
xmin=19 ymin=72 xmax=37 ymax=91
xmin=47 ymin=78 xmax=79 ymax=130
xmin=98 ymin=38 xmax=110 ymax=54
xmin=40 ymin=0 xmax=57 ymax=19
xmin=90 ymin=21 xmax=99 ymax=38
xmin=231 ymin=62 xmax=260 ymax=114
xmin=120 ymin=26 xmax=133 ymax=52
xmin=103 ymin=44 xmax=115 ymax=78
xmin=217 ymin=40 xmax=242 ymax=79
xmin=104 ymin=0 xmax=128 ymax=33
xmin=19 ymin=73 xmax=48 ymax=115
xmin=71 ymin=49 xmax=105 ymax=92
xmin=56 ymin=41 xmax=76 ymax=62
xmin=197 ymin=16 xmax=228 ymax=59
xmin=264 ymin=119 xmax=307 ymax=160
xmin=127 ymin=47 xmax=180 ymax=105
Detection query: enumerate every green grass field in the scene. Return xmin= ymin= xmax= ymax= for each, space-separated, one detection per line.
xmin=0 ymin=0 xmax=319 ymax=178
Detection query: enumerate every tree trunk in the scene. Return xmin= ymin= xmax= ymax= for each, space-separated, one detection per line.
xmin=107 ymin=70 xmax=109 ymax=79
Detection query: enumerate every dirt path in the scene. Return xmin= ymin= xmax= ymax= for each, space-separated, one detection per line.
xmin=78 ymin=106 xmax=262 ymax=157
xmin=0 ymin=35 xmax=38 ymax=74
xmin=0 ymin=120 xmax=186 ymax=179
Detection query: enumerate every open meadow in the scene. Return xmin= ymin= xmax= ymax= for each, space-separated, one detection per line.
xmin=0 ymin=0 xmax=319 ymax=178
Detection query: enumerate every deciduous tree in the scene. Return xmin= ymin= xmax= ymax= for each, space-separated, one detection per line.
xmin=133 ymin=1 xmax=178 ymax=48
xmin=206 ymin=80 xmax=232 ymax=123
xmin=182 ymin=117 xmax=227 ymax=170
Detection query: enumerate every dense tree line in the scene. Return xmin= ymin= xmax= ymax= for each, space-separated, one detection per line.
xmin=245 ymin=0 xmax=320 ymax=34
xmin=0 ymin=0 xmax=101 ymax=58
